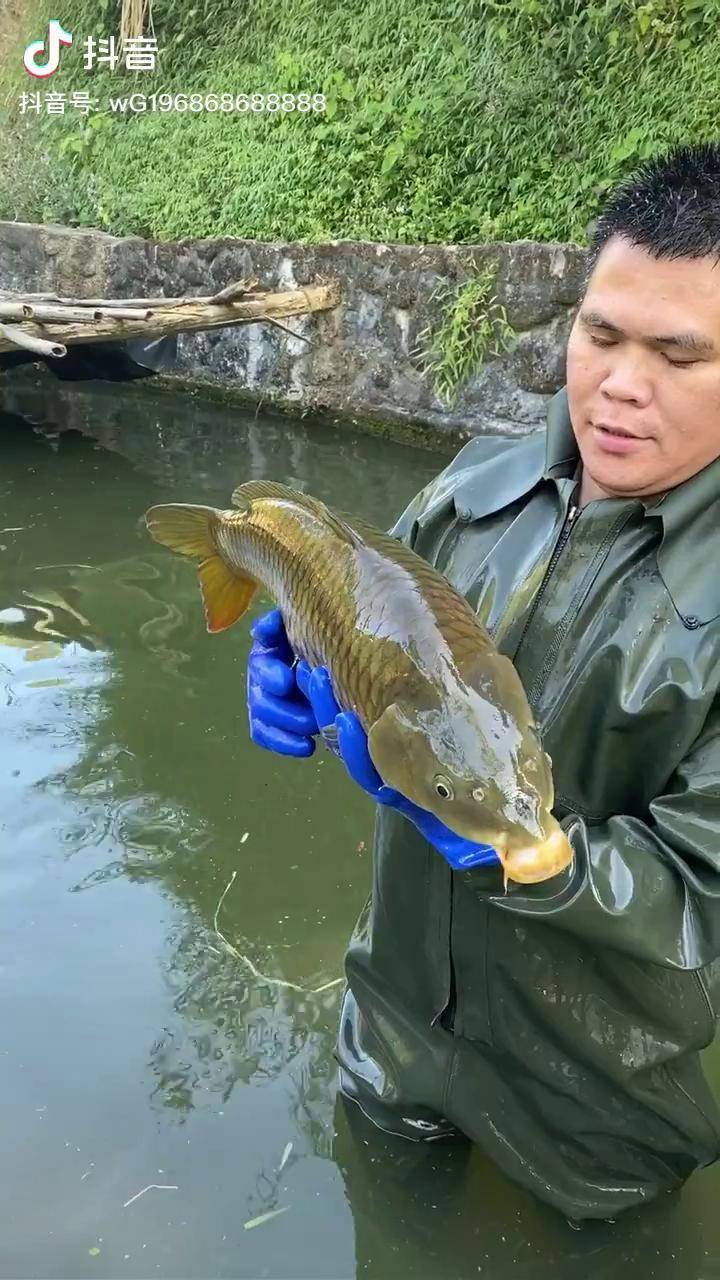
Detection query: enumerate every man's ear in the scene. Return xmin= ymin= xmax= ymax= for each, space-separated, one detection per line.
xmin=367 ymin=703 xmax=425 ymax=804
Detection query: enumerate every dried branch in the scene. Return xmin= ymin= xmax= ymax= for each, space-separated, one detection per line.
xmin=0 ymin=283 xmax=340 ymax=356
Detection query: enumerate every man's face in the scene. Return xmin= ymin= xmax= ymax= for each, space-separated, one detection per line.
xmin=566 ymin=236 xmax=720 ymax=498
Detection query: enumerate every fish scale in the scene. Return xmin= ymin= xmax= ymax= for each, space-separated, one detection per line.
xmin=144 ymin=483 xmax=575 ymax=885
xmin=239 ymin=514 xmax=393 ymax=722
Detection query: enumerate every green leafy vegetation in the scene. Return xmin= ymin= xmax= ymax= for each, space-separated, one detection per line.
xmin=1 ymin=0 xmax=718 ymax=244
xmin=416 ymin=268 xmax=515 ymax=404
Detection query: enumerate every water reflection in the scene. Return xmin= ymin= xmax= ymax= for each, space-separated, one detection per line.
xmin=1 ymin=385 xmax=718 ymax=1280
xmin=2 ymin=368 xmax=447 ymax=520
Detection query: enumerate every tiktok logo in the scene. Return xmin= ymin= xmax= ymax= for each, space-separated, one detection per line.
xmin=23 ymin=20 xmax=73 ymax=78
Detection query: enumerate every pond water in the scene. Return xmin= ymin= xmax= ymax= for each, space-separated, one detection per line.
xmin=1 ymin=376 xmax=719 ymax=1280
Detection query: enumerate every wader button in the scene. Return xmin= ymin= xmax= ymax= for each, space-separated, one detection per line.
xmin=683 ymin=614 xmax=701 ymax=629
xmin=456 ymin=504 xmax=472 ymax=522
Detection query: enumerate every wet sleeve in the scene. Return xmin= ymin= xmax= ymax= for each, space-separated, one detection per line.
xmin=481 ymin=697 xmax=720 ymax=969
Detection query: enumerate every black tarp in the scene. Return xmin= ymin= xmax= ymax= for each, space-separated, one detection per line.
xmin=0 ymin=333 xmax=178 ymax=381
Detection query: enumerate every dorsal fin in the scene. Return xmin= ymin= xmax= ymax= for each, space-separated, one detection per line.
xmin=231 ymin=481 xmax=360 ymax=547
xmin=231 ymin=480 xmax=296 ymax=510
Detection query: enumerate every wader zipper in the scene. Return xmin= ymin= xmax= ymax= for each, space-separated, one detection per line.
xmin=512 ymin=498 xmax=579 ymax=660
xmin=437 ymin=496 xmax=578 ymax=1039
xmin=526 ymin=505 xmax=636 ymax=710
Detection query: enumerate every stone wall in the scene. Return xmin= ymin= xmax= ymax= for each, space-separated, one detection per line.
xmin=0 ymin=220 xmax=588 ymax=440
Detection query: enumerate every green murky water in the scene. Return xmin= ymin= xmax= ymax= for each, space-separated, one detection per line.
xmin=1 ymin=376 xmax=719 ymax=1280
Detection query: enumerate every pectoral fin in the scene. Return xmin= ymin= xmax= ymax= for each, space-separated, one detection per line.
xmin=367 ymin=703 xmax=425 ymax=803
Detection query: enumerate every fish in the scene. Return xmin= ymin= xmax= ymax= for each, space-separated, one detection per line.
xmin=144 ymin=481 xmax=573 ymax=887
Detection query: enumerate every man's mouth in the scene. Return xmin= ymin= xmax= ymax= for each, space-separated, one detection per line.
xmin=590 ymin=420 xmax=652 ymax=454
xmin=593 ymin=422 xmax=640 ymax=438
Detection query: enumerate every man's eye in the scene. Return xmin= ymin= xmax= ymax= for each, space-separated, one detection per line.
xmin=589 ymin=334 xmax=616 ymax=348
xmin=663 ymin=354 xmax=699 ymax=368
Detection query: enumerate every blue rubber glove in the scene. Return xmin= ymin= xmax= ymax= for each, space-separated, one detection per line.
xmin=247 ymin=609 xmax=500 ymax=871
xmin=247 ymin=608 xmax=319 ymax=756
xmin=295 ymin=661 xmax=500 ymax=872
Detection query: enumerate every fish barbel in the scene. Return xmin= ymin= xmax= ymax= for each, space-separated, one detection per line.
xmin=145 ymin=481 xmax=573 ymax=887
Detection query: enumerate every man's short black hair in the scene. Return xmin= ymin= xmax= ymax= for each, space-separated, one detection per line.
xmin=588 ymin=141 xmax=720 ymax=269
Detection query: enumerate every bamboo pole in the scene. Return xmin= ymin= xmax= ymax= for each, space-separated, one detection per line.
xmin=0 ymin=324 xmax=65 ymax=357
xmin=0 ymin=283 xmax=340 ymax=356
xmin=0 ymin=280 xmax=260 ymax=310
xmin=0 ymin=302 xmax=152 ymax=323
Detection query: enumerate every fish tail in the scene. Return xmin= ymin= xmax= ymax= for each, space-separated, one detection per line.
xmin=145 ymin=502 xmax=220 ymax=559
xmin=145 ymin=502 xmax=257 ymax=634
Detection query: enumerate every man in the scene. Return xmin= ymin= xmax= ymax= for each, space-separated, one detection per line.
xmin=247 ymin=142 xmax=720 ymax=1220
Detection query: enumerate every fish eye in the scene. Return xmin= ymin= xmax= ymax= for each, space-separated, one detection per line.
xmin=433 ymin=775 xmax=454 ymax=801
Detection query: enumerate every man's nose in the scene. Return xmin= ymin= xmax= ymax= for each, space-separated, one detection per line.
xmin=599 ymin=350 xmax=653 ymax=408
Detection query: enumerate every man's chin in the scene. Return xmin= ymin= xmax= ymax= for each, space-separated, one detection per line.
xmin=579 ymin=441 xmax=653 ymax=497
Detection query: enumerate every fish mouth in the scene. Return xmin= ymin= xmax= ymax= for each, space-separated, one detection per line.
xmin=499 ymin=829 xmax=574 ymax=885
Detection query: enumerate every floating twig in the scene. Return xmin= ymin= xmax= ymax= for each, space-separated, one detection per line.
xmin=123 ymin=1183 xmax=178 ymax=1209
xmin=213 ymin=870 xmax=343 ymax=996
xmin=243 ymin=1206 xmax=290 ymax=1231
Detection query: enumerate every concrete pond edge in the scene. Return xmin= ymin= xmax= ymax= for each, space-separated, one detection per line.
xmin=0 ymin=221 xmax=589 ymax=446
